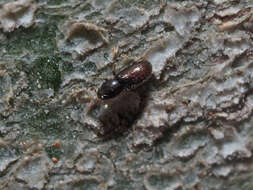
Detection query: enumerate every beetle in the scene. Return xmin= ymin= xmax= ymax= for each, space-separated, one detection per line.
xmin=97 ymin=60 xmax=152 ymax=100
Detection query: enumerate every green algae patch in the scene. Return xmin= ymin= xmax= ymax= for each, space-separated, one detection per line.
xmin=79 ymin=61 xmax=97 ymax=73
xmin=20 ymin=56 xmax=62 ymax=91
xmin=32 ymin=56 xmax=61 ymax=90
xmin=4 ymin=25 xmax=57 ymax=56
xmin=45 ymin=145 xmax=63 ymax=160
xmin=27 ymin=109 xmax=65 ymax=138
xmin=62 ymin=62 xmax=73 ymax=74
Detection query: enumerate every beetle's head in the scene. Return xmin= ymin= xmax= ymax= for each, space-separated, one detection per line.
xmin=97 ymin=79 xmax=124 ymax=100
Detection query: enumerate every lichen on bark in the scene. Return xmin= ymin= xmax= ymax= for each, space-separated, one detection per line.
xmin=0 ymin=0 xmax=253 ymax=189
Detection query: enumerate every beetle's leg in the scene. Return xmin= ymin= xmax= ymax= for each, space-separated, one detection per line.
xmin=86 ymin=98 xmax=100 ymax=114
xmin=112 ymin=62 xmax=117 ymax=76
xmin=82 ymin=90 xmax=102 ymax=114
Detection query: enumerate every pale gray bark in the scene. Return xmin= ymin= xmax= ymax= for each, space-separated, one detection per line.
xmin=0 ymin=0 xmax=253 ymax=189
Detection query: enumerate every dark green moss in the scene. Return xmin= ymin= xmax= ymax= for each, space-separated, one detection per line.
xmin=1 ymin=11 xmax=66 ymax=57
xmin=62 ymin=61 xmax=74 ymax=73
xmin=80 ymin=61 xmax=97 ymax=73
xmin=45 ymin=145 xmax=63 ymax=160
xmin=4 ymin=25 xmax=57 ymax=55
xmin=73 ymin=180 xmax=99 ymax=189
xmin=27 ymin=110 xmax=64 ymax=138
xmin=148 ymin=175 xmax=176 ymax=188
xmin=19 ymin=56 xmax=62 ymax=91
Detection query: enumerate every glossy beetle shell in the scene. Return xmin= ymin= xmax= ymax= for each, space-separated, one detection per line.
xmin=116 ymin=60 xmax=152 ymax=89
xmin=97 ymin=79 xmax=124 ymax=100
xmin=97 ymin=60 xmax=152 ymax=100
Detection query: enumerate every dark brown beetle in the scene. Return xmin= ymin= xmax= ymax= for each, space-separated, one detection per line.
xmin=97 ymin=60 xmax=152 ymax=100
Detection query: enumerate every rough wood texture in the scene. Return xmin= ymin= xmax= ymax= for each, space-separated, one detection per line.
xmin=0 ymin=0 xmax=253 ymax=189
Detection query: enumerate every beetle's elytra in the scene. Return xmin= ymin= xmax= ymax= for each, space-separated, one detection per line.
xmin=97 ymin=60 xmax=152 ymax=100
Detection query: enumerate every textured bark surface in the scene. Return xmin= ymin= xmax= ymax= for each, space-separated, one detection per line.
xmin=0 ymin=0 xmax=253 ymax=189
